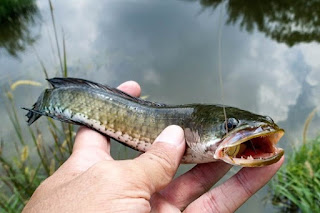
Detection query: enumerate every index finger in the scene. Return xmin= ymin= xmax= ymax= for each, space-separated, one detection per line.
xmin=117 ymin=80 xmax=141 ymax=97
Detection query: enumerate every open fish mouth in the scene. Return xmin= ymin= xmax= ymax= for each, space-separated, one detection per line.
xmin=215 ymin=126 xmax=284 ymax=167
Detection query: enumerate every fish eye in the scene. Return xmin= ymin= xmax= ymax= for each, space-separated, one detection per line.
xmin=224 ymin=117 xmax=239 ymax=131
xmin=265 ymin=116 xmax=274 ymax=123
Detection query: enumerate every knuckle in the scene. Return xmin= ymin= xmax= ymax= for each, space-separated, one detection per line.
xmin=148 ymin=149 xmax=176 ymax=176
xmin=202 ymin=192 xmax=221 ymax=213
xmin=89 ymin=161 xmax=114 ymax=180
xmin=235 ymin=171 xmax=254 ymax=197
xmin=91 ymin=161 xmax=108 ymax=172
xmin=203 ymin=189 xmax=233 ymax=213
xmin=139 ymin=147 xmax=178 ymax=186
xmin=189 ymin=166 xmax=212 ymax=193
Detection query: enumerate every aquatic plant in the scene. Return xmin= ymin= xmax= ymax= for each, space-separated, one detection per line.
xmin=269 ymin=108 xmax=320 ymax=212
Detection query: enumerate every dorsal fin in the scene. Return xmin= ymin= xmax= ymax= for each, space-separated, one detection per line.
xmin=47 ymin=78 xmax=167 ymax=108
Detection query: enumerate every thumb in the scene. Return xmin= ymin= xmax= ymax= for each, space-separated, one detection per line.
xmin=134 ymin=125 xmax=186 ymax=194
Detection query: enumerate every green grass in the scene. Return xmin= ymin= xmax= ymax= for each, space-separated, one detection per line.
xmin=269 ymin=110 xmax=320 ymax=212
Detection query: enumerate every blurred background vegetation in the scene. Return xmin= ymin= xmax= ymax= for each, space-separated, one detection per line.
xmin=269 ymin=108 xmax=320 ymax=212
xmin=1 ymin=86 xmax=74 ymax=211
xmin=0 ymin=0 xmax=39 ymax=57
xmin=0 ymin=1 xmax=73 ymax=211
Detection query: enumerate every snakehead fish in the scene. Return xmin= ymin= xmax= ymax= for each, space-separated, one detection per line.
xmin=23 ymin=78 xmax=284 ymax=167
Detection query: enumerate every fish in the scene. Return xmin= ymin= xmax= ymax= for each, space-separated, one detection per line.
xmin=23 ymin=78 xmax=284 ymax=167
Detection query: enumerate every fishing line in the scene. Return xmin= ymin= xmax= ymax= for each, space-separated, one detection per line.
xmin=217 ymin=4 xmax=228 ymax=132
xmin=217 ymin=5 xmax=258 ymax=155
xmin=217 ymin=5 xmax=257 ymax=158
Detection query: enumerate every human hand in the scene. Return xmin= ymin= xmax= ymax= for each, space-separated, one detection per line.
xmin=23 ymin=81 xmax=284 ymax=213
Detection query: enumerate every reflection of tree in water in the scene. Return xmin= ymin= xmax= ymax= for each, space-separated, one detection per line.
xmin=0 ymin=0 xmax=39 ymax=56
xmin=192 ymin=0 xmax=320 ymax=46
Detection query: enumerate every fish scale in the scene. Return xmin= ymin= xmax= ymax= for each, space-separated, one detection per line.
xmin=47 ymin=85 xmax=183 ymax=154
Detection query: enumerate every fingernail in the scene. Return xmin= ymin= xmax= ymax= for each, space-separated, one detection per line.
xmin=154 ymin=125 xmax=184 ymax=146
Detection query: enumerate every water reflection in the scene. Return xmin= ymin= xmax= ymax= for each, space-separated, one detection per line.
xmin=0 ymin=0 xmax=39 ymax=56
xmin=189 ymin=0 xmax=320 ymax=46
xmin=94 ymin=1 xmax=305 ymax=125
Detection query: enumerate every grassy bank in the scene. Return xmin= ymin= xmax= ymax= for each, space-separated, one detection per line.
xmin=269 ymin=110 xmax=320 ymax=212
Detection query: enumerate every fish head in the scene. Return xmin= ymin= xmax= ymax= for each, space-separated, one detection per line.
xmin=204 ymin=106 xmax=284 ymax=167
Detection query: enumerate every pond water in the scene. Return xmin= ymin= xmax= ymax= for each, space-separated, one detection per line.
xmin=1 ymin=0 xmax=320 ymax=212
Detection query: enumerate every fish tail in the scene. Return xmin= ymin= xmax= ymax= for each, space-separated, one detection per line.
xmin=22 ymin=90 xmax=49 ymax=125
xmin=21 ymin=107 xmax=45 ymax=125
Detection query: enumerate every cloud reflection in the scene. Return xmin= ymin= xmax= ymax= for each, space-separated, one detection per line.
xmin=302 ymin=44 xmax=320 ymax=109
